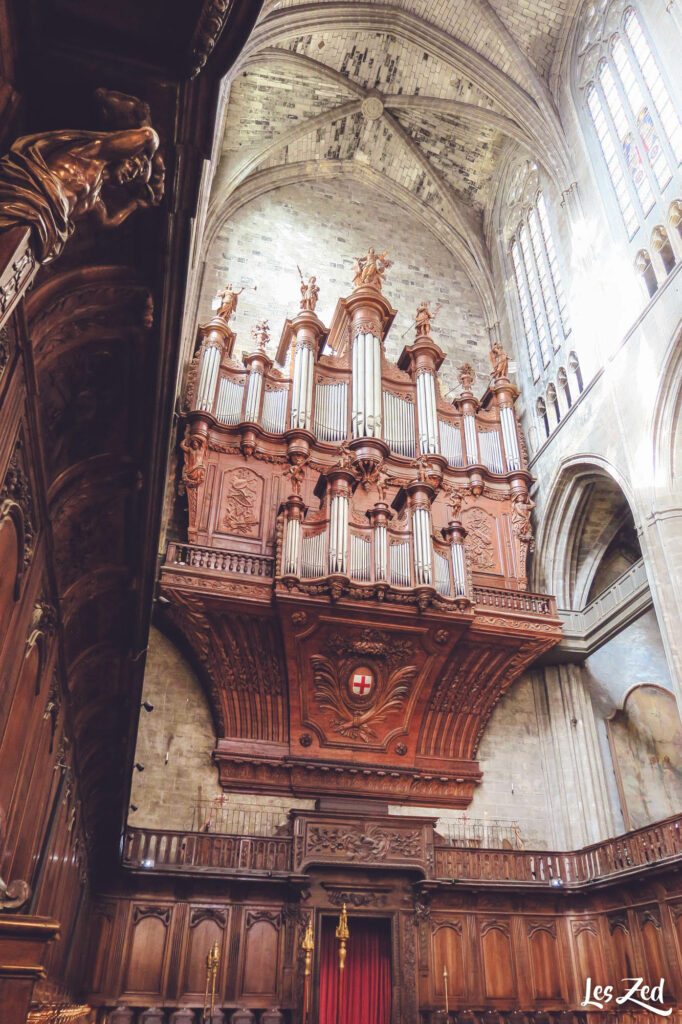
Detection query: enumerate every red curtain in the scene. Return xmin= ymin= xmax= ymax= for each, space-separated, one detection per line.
xmin=318 ymin=916 xmax=391 ymax=1024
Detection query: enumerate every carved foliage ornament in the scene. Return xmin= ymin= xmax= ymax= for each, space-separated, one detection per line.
xmin=306 ymin=823 xmax=422 ymax=862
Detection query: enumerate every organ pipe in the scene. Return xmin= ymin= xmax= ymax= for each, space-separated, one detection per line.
xmin=243 ymin=367 xmax=263 ymax=423
xmin=329 ymin=494 xmax=349 ymax=574
xmin=416 ymin=369 xmax=440 ymax=455
xmin=291 ymin=339 xmax=315 ymax=431
xmin=352 ymin=332 xmax=382 ymax=438
xmin=196 ymin=344 xmax=220 ymax=412
xmin=500 ymin=405 xmax=521 ymax=471
xmin=463 ymin=414 xmax=479 ymax=465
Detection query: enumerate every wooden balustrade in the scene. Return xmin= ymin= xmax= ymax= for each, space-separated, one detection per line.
xmin=124 ymin=813 xmax=682 ymax=885
xmin=123 ymin=827 xmax=293 ymax=874
xmin=166 ymin=542 xmax=274 ymax=577
xmin=472 ymin=585 xmax=556 ymax=616
xmin=434 ymin=812 xmax=682 ymax=885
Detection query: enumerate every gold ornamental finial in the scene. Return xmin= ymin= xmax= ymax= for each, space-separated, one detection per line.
xmin=302 ymin=917 xmax=315 ymax=1024
xmin=335 ymin=902 xmax=350 ymax=971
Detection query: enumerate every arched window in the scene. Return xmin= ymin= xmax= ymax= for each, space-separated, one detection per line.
xmin=510 ymin=191 xmax=571 ymax=383
xmin=547 ymin=383 xmax=561 ymax=426
xmin=651 ymin=225 xmax=676 ymax=274
xmin=580 ymin=7 xmax=682 ymax=239
xmin=635 ymin=248 xmax=658 ymax=296
xmin=558 ymin=366 xmax=572 ymax=410
xmin=568 ymin=351 xmax=584 ymax=396
xmin=536 ymin=396 xmax=550 ymax=439
xmin=669 ymin=198 xmax=682 ymax=240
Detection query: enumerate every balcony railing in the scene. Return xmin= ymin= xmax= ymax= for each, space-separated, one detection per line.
xmin=123 ymin=827 xmax=293 ymax=874
xmin=472 ymin=585 xmax=557 ymax=616
xmin=165 ymin=542 xmax=274 ymax=577
xmin=123 ymin=813 xmax=682 ymax=886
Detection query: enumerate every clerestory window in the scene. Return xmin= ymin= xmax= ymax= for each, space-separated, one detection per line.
xmin=583 ymin=8 xmax=682 ymax=239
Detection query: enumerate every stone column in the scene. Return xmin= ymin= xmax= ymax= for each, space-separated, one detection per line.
xmin=532 ymin=662 xmax=614 ymax=849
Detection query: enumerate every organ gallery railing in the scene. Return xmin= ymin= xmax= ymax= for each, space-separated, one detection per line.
xmin=123 ymin=811 xmax=682 ymax=885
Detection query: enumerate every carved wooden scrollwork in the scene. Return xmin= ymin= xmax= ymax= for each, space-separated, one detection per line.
xmin=190 ymin=907 xmax=227 ymax=929
xmin=133 ymin=904 xmax=172 ymax=925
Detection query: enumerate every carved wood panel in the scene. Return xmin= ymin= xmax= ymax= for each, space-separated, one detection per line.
xmin=237 ymin=908 xmax=283 ymax=1002
xmin=570 ymin=919 xmax=607 ymax=995
xmin=480 ymin=920 xmax=517 ymax=1001
xmin=526 ymin=920 xmax=564 ymax=1003
xmin=180 ymin=906 xmax=228 ymax=1001
xmin=432 ymin=920 xmax=466 ymax=999
xmin=122 ymin=904 xmax=173 ymax=998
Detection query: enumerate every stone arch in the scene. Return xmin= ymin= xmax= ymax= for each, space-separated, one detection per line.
xmin=532 ymin=456 xmax=640 ymax=608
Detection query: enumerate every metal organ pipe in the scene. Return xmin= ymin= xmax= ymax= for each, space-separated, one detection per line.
xmin=196 ymin=344 xmax=221 ymax=412
xmin=291 ymin=341 xmax=314 ymax=430
xmin=374 ymin=524 xmax=387 ymax=581
xmin=416 ymin=370 xmax=439 ymax=455
xmin=451 ymin=541 xmax=466 ymax=596
xmin=412 ymin=507 xmax=433 ymax=586
xmin=283 ymin=517 xmax=301 ymax=575
xmin=500 ymin=405 xmax=521 ymax=471
xmin=463 ymin=414 xmax=479 ymax=465
xmin=244 ymin=367 xmax=263 ymax=423
xmin=352 ymin=332 xmax=382 ymax=438
xmin=328 ymin=494 xmax=349 ymax=574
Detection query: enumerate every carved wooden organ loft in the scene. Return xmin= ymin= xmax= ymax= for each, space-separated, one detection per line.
xmin=161 ymin=252 xmax=561 ymax=808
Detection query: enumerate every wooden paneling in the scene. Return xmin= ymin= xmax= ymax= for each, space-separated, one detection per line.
xmin=239 ymin=909 xmax=283 ymax=1001
xmin=84 ymin=872 xmax=682 ymax=1020
xmin=526 ymin=921 xmax=564 ymax=1002
xmin=570 ymin=919 xmax=606 ymax=992
xmin=432 ymin=921 xmax=466 ymax=998
xmin=122 ymin=905 xmax=173 ymax=998
xmin=180 ymin=907 xmax=229 ymax=1002
xmin=480 ymin=920 xmax=517 ymax=1001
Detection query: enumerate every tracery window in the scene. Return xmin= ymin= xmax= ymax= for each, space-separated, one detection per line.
xmin=579 ymin=6 xmax=682 ymax=239
xmin=510 ymin=190 xmax=571 ymax=383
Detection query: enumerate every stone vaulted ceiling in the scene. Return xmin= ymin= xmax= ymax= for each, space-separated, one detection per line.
xmin=207 ymin=0 xmax=578 ymax=323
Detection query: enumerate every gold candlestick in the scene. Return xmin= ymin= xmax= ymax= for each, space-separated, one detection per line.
xmin=302 ymin=917 xmax=314 ymax=1024
xmin=335 ymin=902 xmax=349 ymax=971
xmin=202 ymin=940 xmax=220 ymax=1023
xmin=443 ymin=963 xmax=449 ymax=1017
xmin=335 ymin=903 xmax=349 ymax=1024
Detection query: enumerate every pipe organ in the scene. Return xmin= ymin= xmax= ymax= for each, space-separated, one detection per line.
xmin=165 ymin=251 xmax=560 ymax=810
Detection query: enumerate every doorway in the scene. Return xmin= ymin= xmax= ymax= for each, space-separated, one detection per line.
xmin=318 ymin=915 xmax=392 ymax=1024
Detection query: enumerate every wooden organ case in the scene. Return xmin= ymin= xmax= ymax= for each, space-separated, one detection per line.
xmin=161 ymin=263 xmax=562 ymax=809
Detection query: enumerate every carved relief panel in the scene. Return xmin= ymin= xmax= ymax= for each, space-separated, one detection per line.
xmin=286 ymin=614 xmax=455 ymax=759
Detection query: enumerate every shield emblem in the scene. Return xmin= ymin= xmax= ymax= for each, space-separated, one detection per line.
xmin=350 ymin=666 xmax=374 ymax=698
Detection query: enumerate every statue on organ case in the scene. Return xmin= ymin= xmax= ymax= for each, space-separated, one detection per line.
xmin=180 ymin=429 xmax=207 ymax=490
xmin=298 ymin=266 xmax=320 ymax=311
xmin=215 ymin=282 xmax=244 ymax=321
xmin=352 ymin=245 xmax=391 ymax=290
xmin=251 ymin=318 xmax=270 ymax=348
xmin=457 ymin=362 xmax=476 ymax=392
xmin=415 ymin=299 xmax=441 ymax=337
xmin=511 ymin=490 xmax=536 ymax=543
xmin=489 ymin=339 xmax=510 ymax=380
